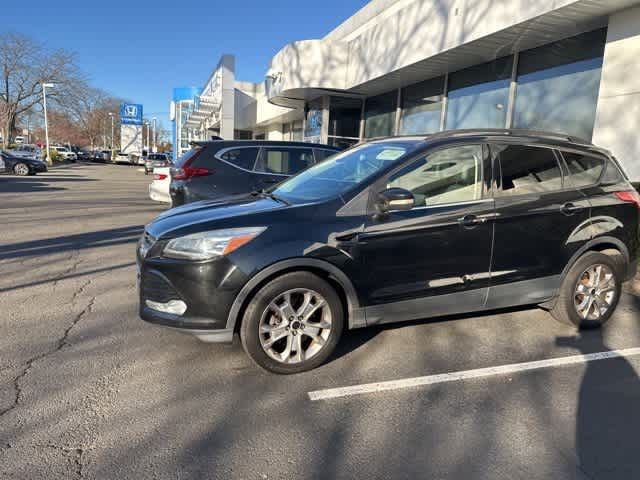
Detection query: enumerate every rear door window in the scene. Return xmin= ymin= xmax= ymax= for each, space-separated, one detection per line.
xmin=255 ymin=147 xmax=315 ymax=175
xmin=219 ymin=147 xmax=260 ymax=170
xmin=494 ymin=144 xmax=563 ymax=196
xmin=561 ymin=151 xmax=605 ymax=187
xmin=314 ymin=149 xmax=338 ymax=162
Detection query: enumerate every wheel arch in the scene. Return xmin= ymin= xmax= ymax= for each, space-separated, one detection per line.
xmin=226 ymin=258 xmax=365 ymax=333
xmin=540 ymin=236 xmax=630 ymax=310
xmin=561 ymin=236 xmax=630 ymax=283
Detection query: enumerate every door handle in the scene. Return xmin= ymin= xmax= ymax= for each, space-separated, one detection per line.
xmin=262 ymin=179 xmax=280 ymax=184
xmin=458 ymin=214 xmax=486 ymax=228
xmin=561 ymin=202 xmax=584 ymax=216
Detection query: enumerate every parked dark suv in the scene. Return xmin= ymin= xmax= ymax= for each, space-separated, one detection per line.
xmin=169 ymin=140 xmax=340 ymax=206
xmin=138 ymin=129 xmax=639 ymax=373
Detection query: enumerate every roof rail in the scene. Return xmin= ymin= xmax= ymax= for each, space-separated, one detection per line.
xmin=425 ymin=129 xmax=592 ymax=145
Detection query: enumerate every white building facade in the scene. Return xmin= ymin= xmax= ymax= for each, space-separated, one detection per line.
xmin=182 ymin=0 xmax=640 ymax=182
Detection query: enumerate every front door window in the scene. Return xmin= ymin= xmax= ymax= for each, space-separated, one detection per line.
xmin=387 ymin=144 xmax=484 ymax=206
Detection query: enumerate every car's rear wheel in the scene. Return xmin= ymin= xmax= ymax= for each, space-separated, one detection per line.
xmin=240 ymin=272 xmax=344 ymax=374
xmin=551 ymin=251 xmax=622 ymax=329
xmin=13 ymin=163 xmax=30 ymax=176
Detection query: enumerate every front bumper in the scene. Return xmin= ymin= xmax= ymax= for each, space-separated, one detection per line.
xmin=137 ymin=246 xmax=249 ymax=343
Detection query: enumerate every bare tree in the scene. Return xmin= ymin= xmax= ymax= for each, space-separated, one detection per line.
xmin=0 ymin=32 xmax=88 ymax=146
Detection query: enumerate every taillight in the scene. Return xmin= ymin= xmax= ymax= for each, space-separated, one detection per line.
xmin=614 ymin=190 xmax=640 ymax=210
xmin=170 ymin=166 xmax=211 ymax=180
xmin=154 ymin=173 xmax=167 ymax=181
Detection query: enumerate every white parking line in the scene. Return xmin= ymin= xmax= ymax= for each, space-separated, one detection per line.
xmin=308 ymin=347 xmax=640 ymax=401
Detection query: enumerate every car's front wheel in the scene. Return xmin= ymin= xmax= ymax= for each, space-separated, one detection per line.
xmin=13 ymin=163 xmax=30 ymax=176
xmin=551 ymin=251 xmax=622 ymax=329
xmin=240 ymin=272 xmax=344 ymax=374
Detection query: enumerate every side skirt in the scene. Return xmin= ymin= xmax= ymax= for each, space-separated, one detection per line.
xmin=362 ymin=275 xmax=560 ymax=326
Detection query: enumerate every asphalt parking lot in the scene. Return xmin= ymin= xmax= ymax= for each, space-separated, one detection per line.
xmin=1 ymin=163 xmax=640 ymax=479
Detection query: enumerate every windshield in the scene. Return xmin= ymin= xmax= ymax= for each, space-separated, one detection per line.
xmin=272 ymin=142 xmax=411 ymax=203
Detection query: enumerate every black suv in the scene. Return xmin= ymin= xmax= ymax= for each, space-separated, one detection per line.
xmin=138 ymin=130 xmax=639 ymax=373
xmin=169 ymin=140 xmax=340 ymax=206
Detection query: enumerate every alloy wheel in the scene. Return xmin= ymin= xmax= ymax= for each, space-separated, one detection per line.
xmin=573 ymin=264 xmax=617 ymax=321
xmin=14 ymin=163 xmax=29 ymax=176
xmin=259 ymin=288 xmax=332 ymax=364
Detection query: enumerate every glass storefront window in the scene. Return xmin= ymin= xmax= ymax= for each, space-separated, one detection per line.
xmin=445 ymin=56 xmax=513 ymax=130
xmin=400 ymin=77 xmax=444 ymax=135
xmin=292 ymin=121 xmax=303 ymax=141
xmin=329 ymin=96 xmax=362 ymax=139
xmin=513 ymin=29 xmax=606 ymax=140
xmin=304 ymin=98 xmax=324 ymax=143
xmin=364 ymin=91 xmax=397 ymax=138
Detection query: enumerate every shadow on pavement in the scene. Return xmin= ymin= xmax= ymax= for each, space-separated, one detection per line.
xmin=0 ymin=225 xmax=144 ymax=260
xmin=559 ymin=327 xmax=640 ymax=478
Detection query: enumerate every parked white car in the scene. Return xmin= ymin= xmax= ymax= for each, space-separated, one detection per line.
xmin=148 ymin=167 xmax=171 ymax=204
xmin=52 ymin=146 xmax=77 ymax=161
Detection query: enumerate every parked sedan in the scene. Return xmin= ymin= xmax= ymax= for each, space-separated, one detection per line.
xmin=169 ymin=140 xmax=340 ymax=206
xmin=0 ymin=150 xmax=48 ymax=175
xmin=145 ymin=153 xmax=171 ymax=174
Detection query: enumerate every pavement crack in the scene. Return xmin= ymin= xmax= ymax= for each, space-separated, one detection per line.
xmin=0 ymin=294 xmax=96 ymax=419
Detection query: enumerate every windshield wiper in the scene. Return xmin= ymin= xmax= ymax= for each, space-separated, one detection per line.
xmin=251 ymin=189 xmax=291 ymax=206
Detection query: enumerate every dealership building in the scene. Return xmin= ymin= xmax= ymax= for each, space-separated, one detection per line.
xmin=172 ymin=0 xmax=640 ymax=181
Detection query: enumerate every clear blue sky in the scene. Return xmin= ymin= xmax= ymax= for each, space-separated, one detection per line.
xmin=4 ymin=0 xmax=369 ymax=125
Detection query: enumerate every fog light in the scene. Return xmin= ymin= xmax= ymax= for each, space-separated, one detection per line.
xmin=146 ymin=299 xmax=187 ymax=315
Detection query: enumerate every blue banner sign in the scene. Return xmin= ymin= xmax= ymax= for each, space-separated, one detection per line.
xmin=120 ymin=103 xmax=143 ymax=125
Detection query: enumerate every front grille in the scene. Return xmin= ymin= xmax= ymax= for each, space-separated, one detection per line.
xmin=138 ymin=232 xmax=155 ymax=258
xmin=141 ymin=271 xmax=182 ymax=303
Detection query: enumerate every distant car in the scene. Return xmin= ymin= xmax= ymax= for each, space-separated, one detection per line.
xmin=114 ymin=151 xmax=130 ymax=164
xmin=76 ymin=149 xmax=92 ymax=161
xmin=11 ymin=144 xmax=43 ymax=161
xmin=0 ymin=150 xmax=47 ymax=175
xmin=148 ymin=167 xmax=172 ymax=204
xmin=144 ymin=153 xmax=171 ymax=174
xmin=52 ymin=146 xmax=77 ymax=162
xmin=94 ymin=150 xmax=111 ymax=162
xmin=169 ymin=140 xmax=341 ymax=206
xmin=14 ymin=136 xmax=25 ymax=145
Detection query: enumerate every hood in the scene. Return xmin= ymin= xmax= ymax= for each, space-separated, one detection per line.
xmin=146 ymin=194 xmax=288 ymax=239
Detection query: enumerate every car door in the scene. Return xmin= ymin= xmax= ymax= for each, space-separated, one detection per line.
xmin=252 ymin=146 xmax=315 ymax=190
xmin=486 ymin=143 xmax=592 ymax=308
xmin=358 ymin=143 xmax=495 ymax=324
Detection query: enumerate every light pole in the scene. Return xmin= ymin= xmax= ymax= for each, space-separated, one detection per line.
xmin=144 ymin=121 xmax=150 ymax=153
xmin=152 ymin=117 xmax=157 ymax=153
xmin=108 ymin=112 xmax=114 ymax=160
xmin=42 ymin=83 xmax=55 ymax=166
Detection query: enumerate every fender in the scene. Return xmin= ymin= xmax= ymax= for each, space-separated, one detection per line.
xmin=560 ymin=235 xmax=631 ymax=283
xmin=225 ymin=258 xmax=366 ymax=331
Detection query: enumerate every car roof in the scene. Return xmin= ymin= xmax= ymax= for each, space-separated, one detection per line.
xmin=367 ymin=129 xmax=611 ymax=157
xmin=192 ymin=140 xmax=340 ymax=150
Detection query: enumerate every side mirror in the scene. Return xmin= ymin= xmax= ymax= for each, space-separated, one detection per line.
xmin=377 ymin=187 xmax=415 ymax=213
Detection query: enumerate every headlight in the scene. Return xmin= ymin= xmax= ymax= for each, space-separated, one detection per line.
xmin=163 ymin=227 xmax=266 ymax=260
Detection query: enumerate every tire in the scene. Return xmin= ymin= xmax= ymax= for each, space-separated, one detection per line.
xmin=240 ymin=272 xmax=344 ymax=374
xmin=13 ymin=163 xmax=30 ymax=176
xmin=551 ymin=251 xmax=622 ymax=329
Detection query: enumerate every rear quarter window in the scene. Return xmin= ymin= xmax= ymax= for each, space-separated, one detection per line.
xmin=561 ymin=151 xmax=605 ymax=187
